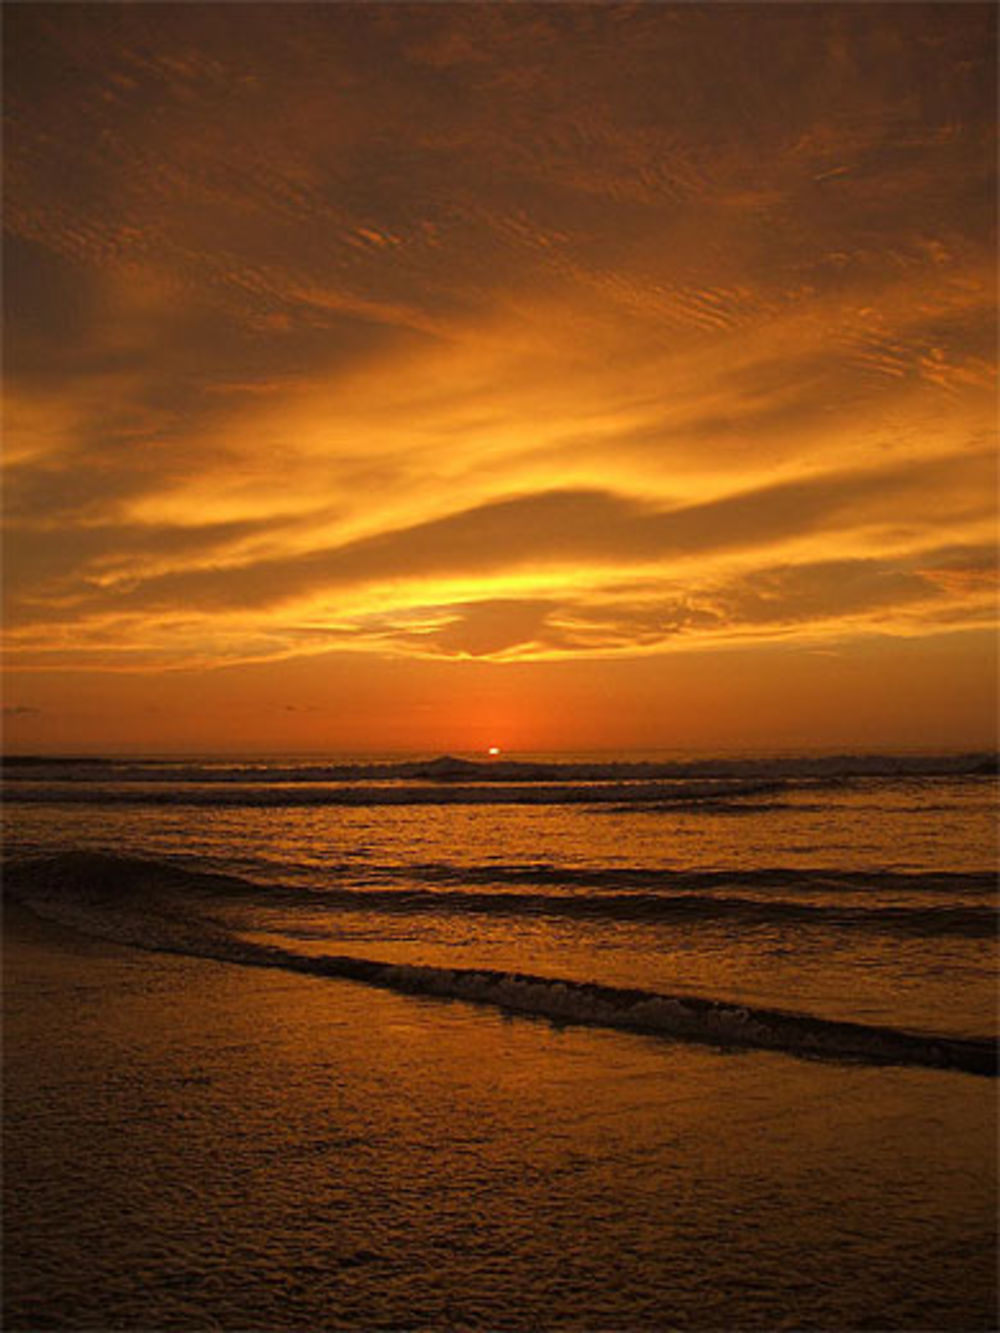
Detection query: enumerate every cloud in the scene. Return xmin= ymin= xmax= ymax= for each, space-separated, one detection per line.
xmin=2 ymin=2 xmax=995 ymax=691
xmin=388 ymin=599 xmax=555 ymax=659
xmin=6 ymin=521 xmax=992 ymax=672
xmin=362 ymin=545 xmax=998 ymax=661
xmin=35 ymin=448 xmax=986 ymax=619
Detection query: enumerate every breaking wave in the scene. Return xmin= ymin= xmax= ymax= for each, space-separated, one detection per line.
xmin=4 ymin=751 xmax=995 ymax=783
xmin=5 ymin=751 xmax=995 ymax=812
xmin=5 ymin=752 xmax=994 ymax=810
xmin=4 ymin=852 xmax=996 ymax=1078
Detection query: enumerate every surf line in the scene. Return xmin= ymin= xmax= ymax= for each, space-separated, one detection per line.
xmin=212 ymin=935 xmax=997 ymax=1078
xmin=6 ymin=872 xmax=994 ymax=1078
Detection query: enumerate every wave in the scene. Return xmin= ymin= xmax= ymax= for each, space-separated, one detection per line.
xmin=5 ymin=852 xmax=995 ymax=938
xmin=352 ymin=860 xmax=998 ymax=898
xmin=4 ymin=852 xmax=996 ymax=1077
xmin=267 ymin=869 xmax=996 ymax=938
xmin=232 ymin=882 xmax=996 ymax=938
xmin=5 ymin=751 xmax=994 ymax=812
xmin=1 ymin=778 xmax=797 ymax=809
xmin=312 ymin=888 xmax=996 ymax=937
xmin=4 ymin=750 xmax=996 ymax=785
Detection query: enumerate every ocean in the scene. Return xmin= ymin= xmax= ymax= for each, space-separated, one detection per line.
xmin=3 ymin=749 xmax=997 ymax=1330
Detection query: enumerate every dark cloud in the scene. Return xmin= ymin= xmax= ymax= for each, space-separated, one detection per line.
xmin=6 ymin=4 xmax=994 ymax=335
xmin=386 ymin=546 xmax=997 ymax=660
xmin=404 ymin=599 xmax=553 ymax=659
xmin=2 ymin=513 xmax=313 ymax=621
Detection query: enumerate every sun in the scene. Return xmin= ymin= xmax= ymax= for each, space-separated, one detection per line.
xmin=487 ymin=746 xmax=501 ymax=757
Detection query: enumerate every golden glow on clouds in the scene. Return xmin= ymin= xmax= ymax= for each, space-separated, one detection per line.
xmin=3 ymin=3 xmax=996 ymax=749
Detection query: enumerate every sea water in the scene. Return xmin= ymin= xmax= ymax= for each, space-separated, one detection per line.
xmin=3 ymin=749 xmax=998 ymax=1329
xmin=3 ymin=750 xmax=997 ymax=1067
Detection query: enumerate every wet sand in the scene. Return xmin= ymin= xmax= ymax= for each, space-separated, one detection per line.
xmin=4 ymin=903 xmax=996 ymax=1331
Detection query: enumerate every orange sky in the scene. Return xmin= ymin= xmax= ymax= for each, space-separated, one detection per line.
xmin=3 ymin=3 xmax=997 ymax=754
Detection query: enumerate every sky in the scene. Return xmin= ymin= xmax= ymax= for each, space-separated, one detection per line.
xmin=3 ymin=2 xmax=997 ymax=755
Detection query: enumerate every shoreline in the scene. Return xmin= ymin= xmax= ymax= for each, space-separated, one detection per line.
xmin=4 ymin=907 xmax=997 ymax=1331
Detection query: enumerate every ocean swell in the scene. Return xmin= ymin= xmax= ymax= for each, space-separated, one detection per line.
xmin=5 ymin=851 xmax=994 ymax=938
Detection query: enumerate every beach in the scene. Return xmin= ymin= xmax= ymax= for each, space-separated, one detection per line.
xmin=5 ymin=892 xmax=996 ymax=1331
